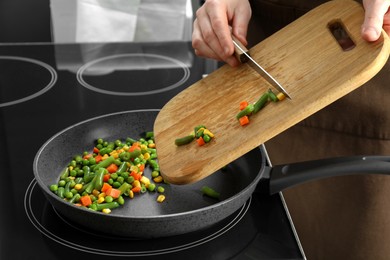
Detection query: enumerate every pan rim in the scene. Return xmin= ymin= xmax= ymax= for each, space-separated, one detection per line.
xmin=33 ymin=109 xmax=265 ymax=220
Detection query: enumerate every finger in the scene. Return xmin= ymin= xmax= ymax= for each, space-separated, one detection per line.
xmin=230 ymin=2 xmax=252 ymax=46
xmin=362 ymin=0 xmax=390 ymax=41
xmin=204 ymin=1 xmax=234 ymax=58
xmin=192 ymin=19 xmax=223 ymax=61
xmin=194 ymin=10 xmax=227 ymax=61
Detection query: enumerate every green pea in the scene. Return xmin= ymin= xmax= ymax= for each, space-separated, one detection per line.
xmin=117 ymin=196 xmax=125 ymax=205
xmin=105 ymin=196 xmax=114 ymax=203
xmin=157 ymin=186 xmax=165 ymax=193
xmin=113 ymin=181 xmax=121 ymax=188
xmin=65 ymin=191 xmax=73 ymax=199
xmin=50 ymin=184 xmax=58 ymax=192
xmin=151 ymin=171 xmax=160 ymax=178
xmin=58 ymin=180 xmax=66 ymax=187
xmin=126 ymin=176 xmax=135 ymax=184
xmin=148 ymin=183 xmax=156 ymax=192
xmin=203 ymin=134 xmax=211 ymax=143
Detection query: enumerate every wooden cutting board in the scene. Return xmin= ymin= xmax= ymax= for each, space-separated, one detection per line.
xmin=154 ymin=0 xmax=390 ymax=184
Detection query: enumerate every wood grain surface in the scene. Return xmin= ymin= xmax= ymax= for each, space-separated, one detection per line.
xmin=154 ymin=0 xmax=390 ymax=184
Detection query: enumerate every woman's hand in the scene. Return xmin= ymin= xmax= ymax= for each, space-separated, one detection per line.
xmin=192 ymin=0 xmax=252 ymax=67
xmin=361 ymin=0 xmax=390 ymax=41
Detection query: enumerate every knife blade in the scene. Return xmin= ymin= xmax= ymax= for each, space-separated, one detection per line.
xmin=232 ymin=37 xmax=292 ymax=99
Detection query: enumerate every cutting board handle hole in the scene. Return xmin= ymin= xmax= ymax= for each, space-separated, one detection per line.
xmin=328 ymin=20 xmax=356 ymax=51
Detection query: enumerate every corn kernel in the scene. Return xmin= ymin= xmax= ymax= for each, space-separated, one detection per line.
xmin=140 ymin=176 xmax=150 ymax=187
xmin=102 ymin=208 xmax=111 ymax=214
xmin=153 ymin=176 xmax=163 ymax=183
xmin=157 ymin=195 xmax=165 ymax=203
xmin=129 ymin=190 xmax=134 ymax=199
xmin=143 ymin=152 xmax=151 ymax=160
xmin=203 ymin=129 xmax=214 ymax=138
xmin=74 ymin=184 xmax=83 ymax=190
xmin=98 ymin=192 xmax=106 ymax=198
xmin=97 ymin=197 xmax=105 ymax=204
xmin=68 ymin=166 xmax=74 ymax=171
xmin=277 ymin=92 xmax=286 ymax=101
xmin=140 ymin=144 xmax=148 ymax=150
xmin=148 ymin=143 xmax=156 ymax=148
xmin=133 ymin=180 xmax=141 ymax=188
xmin=102 ymin=154 xmax=109 ymax=160
xmin=92 ymin=189 xmax=100 ymax=197
xmin=130 ymin=165 xmax=139 ymax=173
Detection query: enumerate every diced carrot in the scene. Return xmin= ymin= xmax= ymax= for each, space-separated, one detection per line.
xmin=138 ymin=164 xmax=145 ymax=172
xmin=129 ymin=143 xmax=141 ymax=152
xmin=103 ymin=174 xmax=110 ymax=182
xmin=80 ymin=195 xmax=92 ymax=206
xmin=95 ymin=154 xmax=103 ymax=163
xmin=196 ymin=137 xmax=206 ymax=146
xmin=106 ymin=163 xmax=118 ymax=173
xmin=239 ymin=101 xmax=249 ymax=110
xmin=106 ymin=187 xmax=121 ymax=198
xmin=239 ymin=116 xmax=250 ymax=126
xmin=93 ymin=147 xmax=100 ymax=154
xmin=131 ymin=186 xmax=141 ymax=193
xmin=83 ymin=153 xmax=93 ymax=160
xmin=101 ymin=182 xmax=112 ymax=194
xmin=130 ymin=171 xmax=142 ymax=181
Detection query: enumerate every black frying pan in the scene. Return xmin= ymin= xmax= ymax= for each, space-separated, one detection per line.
xmin=33 ymin=109 xmax=390 ymax=238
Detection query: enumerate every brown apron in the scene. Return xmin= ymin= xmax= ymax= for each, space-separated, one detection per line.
xmin=248 ymin=1 xmax=390 ymax=259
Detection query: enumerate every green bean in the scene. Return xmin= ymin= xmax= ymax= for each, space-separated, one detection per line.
xmin=118 ymin=182 xmax=131 ymax=195
xmin=57 ymin=187 xmax=65 ymax=198
xmin=175 ymin=135 xmax=195 ymax=146
xmin=148 ymin=159 xmax=159 ymax=171
xmin=83 ymin=169 xmax=95 ymax=183
xmin=267 ymin=89 xmax=279 ymax=102
xmin=69 ymin=193 xmax=80 ymax=204
xmin=81 ymin=180 xmax=94 ymax=194
xmin=236 ymin=103 xmax=254 ymax=119
xmin=201 ymin=186 xmax=220 ymax=199
xmin=145 ymin=131 xmax=154 ymax=139
xmin=95 ymin=156 xmax=115 ymax=168
xmin=119 ymin=150 xmax=141 ymax=161
xmin=59 ymin=167 xmax=69 ymax=180
xmin=117 ymin=161 xmax=128 ymax=173
xmin=99 ymin=147 xmax=112 ymax=155
xmin=94 ymin=168 xmax=105 ymax=191
xmin=253 ymin=92 xmax=270 ymax=114
xmin=95 ymin=202 xmax=119 ymax=211
xmin=126 ymin=137 xmax=137 ymax=145
xmin=64 ymin=181 xmax=72 ymax=194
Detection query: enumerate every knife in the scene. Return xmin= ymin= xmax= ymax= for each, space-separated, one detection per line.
xmin=232 ymin=36 xmax=292 ymax=99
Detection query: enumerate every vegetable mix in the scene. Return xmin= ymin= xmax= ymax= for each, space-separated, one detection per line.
xmin=49 ymin=132 xmax=167 ymax=214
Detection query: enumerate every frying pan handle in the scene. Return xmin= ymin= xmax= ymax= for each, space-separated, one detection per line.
xmin=266 ymin=156 xmax=390 ymax=195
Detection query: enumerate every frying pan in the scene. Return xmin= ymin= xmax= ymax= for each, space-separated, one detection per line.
xmin=33 ymin=110 xmax=390 ymax=238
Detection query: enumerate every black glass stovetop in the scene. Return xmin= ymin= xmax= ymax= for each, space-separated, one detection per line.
xmin=0 ymin=42 xmax=304 ymax=260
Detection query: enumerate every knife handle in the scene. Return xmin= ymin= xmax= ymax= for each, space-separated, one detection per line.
xmin=232 ymin=35 xmax=250 ymax=63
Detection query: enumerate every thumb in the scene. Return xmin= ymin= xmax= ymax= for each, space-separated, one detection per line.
xmin=361 ymin=0 xmax=389 ymax=41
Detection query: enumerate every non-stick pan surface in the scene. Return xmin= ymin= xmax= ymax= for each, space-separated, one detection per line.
xmin=33 ymin=109 xmax=265 ymax=238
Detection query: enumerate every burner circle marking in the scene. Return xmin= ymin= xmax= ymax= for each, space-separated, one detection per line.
xmin=76 ymin=53 xmax=190 ymax=96
xmin=0 ymin=56 xmax=57 ymax=108
xmin=24 ymin=179 xmax=251 ymax=257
